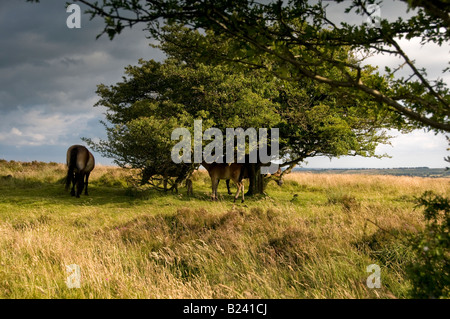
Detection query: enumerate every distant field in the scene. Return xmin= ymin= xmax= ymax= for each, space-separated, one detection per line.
xmin=0 ymin=160 xmax=448 ymax=298
xmin=295 ymin=167 xmax=450 ymax=178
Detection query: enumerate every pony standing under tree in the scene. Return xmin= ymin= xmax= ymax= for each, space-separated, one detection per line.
xmin=202 ymin=161 xmax=248 ymax=203
xmin=65 ymin=145 xmax=95 ymax=198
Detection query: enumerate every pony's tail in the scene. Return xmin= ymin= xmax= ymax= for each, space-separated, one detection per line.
xmin=66 ymin=147 xmax=78 ymax=190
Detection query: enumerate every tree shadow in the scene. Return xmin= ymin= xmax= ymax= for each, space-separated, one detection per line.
xmin=0 ymin=176 xmax=250 ymax=208
xmin=0 ymin=177 xmax=144 ymax=207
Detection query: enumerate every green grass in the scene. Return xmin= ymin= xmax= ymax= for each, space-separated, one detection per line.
xmin=0 ymin=160 xmax=448 ymax=298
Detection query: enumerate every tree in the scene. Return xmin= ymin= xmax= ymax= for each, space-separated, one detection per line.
xmin=45 ymin=0 xmax=449 ymax=132
xmin=84 ymin=54 xmax=282 ymax=192
xmin=84 ymin=29 xmax=409 ymax=194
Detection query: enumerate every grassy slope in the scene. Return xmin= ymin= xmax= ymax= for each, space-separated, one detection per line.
xmin=0 ymin=161 xmax=448 ymax=298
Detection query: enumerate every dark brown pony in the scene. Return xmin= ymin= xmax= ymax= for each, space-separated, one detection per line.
xmin=202 ymin=162 xmax=248 ymax=203
xmin=66 ymin=145 xmax=95 ymax=198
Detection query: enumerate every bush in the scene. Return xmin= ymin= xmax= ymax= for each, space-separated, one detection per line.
xmin=407 ymin=191 xmax=450 ymax=298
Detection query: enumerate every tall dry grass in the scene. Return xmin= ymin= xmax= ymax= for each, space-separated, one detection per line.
xmin=0 ymin=161 xmax=448 ymax=298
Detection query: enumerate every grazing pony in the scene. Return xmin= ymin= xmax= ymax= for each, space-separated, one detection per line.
xmin=66 ymin=145 xmax=95 ymax=198
xmin=202 ymin=162 xmax=248 ymax=203
xmin=225 ymin=167 xmax=249 ymax=194
xmin=225 ymin=179 xmax=232 ymax=195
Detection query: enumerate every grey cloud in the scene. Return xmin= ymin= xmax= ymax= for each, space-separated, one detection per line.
xmin=0 ymin=0 xmax=164 ymax=109
xmin=0 ymin=0 xmax=164 ymax=163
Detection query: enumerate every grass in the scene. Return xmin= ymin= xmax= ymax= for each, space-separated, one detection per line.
xmin=0 ymin=160 xmax=448 ymax=298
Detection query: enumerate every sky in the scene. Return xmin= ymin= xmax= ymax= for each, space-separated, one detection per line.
xmin=0 ymin=0 xmax=448 ymax=168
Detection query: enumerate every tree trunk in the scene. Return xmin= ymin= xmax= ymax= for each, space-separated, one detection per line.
xmin=245 ymin=163 xmax=265 ymax=195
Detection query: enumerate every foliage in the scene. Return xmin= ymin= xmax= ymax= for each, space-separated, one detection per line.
xmin=84 ymin=28 xmax=405 ymax=191
xmin=56 ymin=0 xmax=450 ymax=132
xmin=407 ymin=191 xmax=450 ymax=298
xmin=83 ymin=55 xmax=282 ymax=189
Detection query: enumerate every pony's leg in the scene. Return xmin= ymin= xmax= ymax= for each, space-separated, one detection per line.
xmin=226 ymin=179 xmax=232 ymax=195
xmin=70 ymin=172 xmax=76 ymax=196
xmin=76 ymin=171 xmax=85 ymax=198
xmin=212 ymin=178 xmax=219 ymax=201
xmin=215 ymin=179 xmax=221 ymax=200
xmin=234 ymin=182 xmax=241 ymax=203
xmin=84 ymin=172 xmax=91 ymax=196
xmin=211 ymin=178 xmax=215 ymax=201
xmin=241 ymin=182 xmax=245 ymax=203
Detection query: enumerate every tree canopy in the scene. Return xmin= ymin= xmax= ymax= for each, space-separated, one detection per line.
xmin=84 ymin=27 xmax=410 ymax=193
xmin=59 ymin=0 xmax=450 ymax=132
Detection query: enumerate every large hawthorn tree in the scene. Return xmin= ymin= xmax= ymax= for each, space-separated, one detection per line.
xmin=83 ymin=28 xmax=409 ymax=194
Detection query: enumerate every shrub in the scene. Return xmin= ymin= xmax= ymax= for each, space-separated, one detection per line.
xmin=407 ymin=191 xmax=450 ymax=298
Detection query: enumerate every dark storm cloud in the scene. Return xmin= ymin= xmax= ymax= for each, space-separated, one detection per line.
xmin=0 ymin=0 xmax=163 ymax=110
xmin=0 ymin=0 xmax=160 ymax=66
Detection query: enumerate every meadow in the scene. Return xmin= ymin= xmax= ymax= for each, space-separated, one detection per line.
xmin=0 ymin=160 xmax=448 ymax=298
